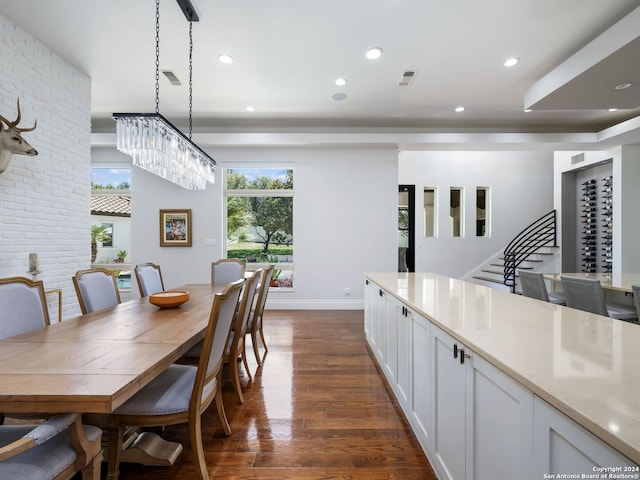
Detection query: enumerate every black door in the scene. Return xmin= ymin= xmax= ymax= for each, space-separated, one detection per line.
xmin=398 ymin=185 xmax=415 ymax=272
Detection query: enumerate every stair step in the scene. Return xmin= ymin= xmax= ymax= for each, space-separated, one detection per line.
xmin=491 ymin=263 xmax=533 ymax=270
xmin=473 ymin=276 xmax=506 ymax=285
xmin=499 ymin=257 xmax=543 ymax=263
xmin=481 ymin=269 xmax=511 ymax=276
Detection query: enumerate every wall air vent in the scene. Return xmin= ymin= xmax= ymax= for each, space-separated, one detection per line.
xmin=162 ymin=70 xmax=182 ymax=86
xmin=398 ymin=70 xmax=417 ymax=87
xmin=571 ymin=153 xmax=585 ymax=164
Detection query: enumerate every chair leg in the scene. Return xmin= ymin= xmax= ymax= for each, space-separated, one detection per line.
xmin=251 ymin=329 xmax=263 ymax=365
xmin=229 ymin=350 xmax=244 ymax=404
xmin=214 ymin=373 xmax=232 ymax=435
xmin=258 ymin=320 xmax=268 ymax=353
xmin=241 ymin=345 xmax=252 ymax=381
xmin=189 ymin=412 xmax=209 ymax=480
xmin=106 ymin=417 xmax=124 ymax=480
xmin=81 ymin=448 xmax=103 ymax=480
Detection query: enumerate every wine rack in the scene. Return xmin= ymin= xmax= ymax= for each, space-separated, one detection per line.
xmin=580 ymin=179 xmax=597 ymax=273
xmin=601 ymin=175 xmax=613 ymax=273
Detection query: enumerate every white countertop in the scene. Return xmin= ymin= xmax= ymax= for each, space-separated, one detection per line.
xmin=366 ymin=272 xmax=640 ymax=464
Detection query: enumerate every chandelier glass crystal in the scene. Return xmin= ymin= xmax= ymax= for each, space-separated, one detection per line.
xmin=114 ymin=113 xmax=215 ymax=190
xmin=113 ymin=0 xmax=215 ymax=191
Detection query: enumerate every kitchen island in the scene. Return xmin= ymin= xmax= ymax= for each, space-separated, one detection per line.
xmin=365 ymin=272 xmax=640 ymax=480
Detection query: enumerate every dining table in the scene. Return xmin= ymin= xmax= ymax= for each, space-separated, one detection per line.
xmin=0 ymin=283 xmax=225 ymax=415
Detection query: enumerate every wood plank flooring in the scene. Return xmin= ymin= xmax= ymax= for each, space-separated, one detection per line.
xmin=117 ymin=310 xmax=437 ymax=479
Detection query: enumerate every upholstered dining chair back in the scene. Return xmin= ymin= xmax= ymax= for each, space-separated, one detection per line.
xmin=134 ymin=262 xmax=165 ymax=297
xmin=211 ymin=258 xmax=246 ymax=284
xmin=72 ymin=268 xmax=121 ymax=315
xmin=0 ymin=413 xmax=103 ymax=480
xmin=518 ymin=271 xmax=566 ymax=305
xmin=247 ymin=264 xmax=275 ymax=365
xmin=561 ymin=276 xmax=608 ymax=316
xmin=632 ymin=285 xmax=640 ymax=319
xmin=225 ymin=269 xmax=261 ymax=403
xmin=0 ymin=276 xmax=50 ymax=339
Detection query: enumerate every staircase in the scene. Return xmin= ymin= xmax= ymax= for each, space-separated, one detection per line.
xmin=469 ymin=210 xmax=559 ymax=293
xmin=470 ymin=246 xmax=559 ymax=292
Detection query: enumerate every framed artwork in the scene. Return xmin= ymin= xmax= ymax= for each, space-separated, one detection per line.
xmin=159 ymin=209 xmax=192 ymax=247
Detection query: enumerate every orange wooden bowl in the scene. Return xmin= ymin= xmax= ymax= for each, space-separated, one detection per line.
xmin=149 ymin=290 xmax=190 ymax=308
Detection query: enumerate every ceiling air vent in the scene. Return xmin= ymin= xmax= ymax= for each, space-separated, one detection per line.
xmin=398 ymin=70 xmax=416 ymax=87
xmin=162 ymin=70 xmax=182 ymax=86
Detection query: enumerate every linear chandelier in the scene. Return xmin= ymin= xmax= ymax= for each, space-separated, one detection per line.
xmin=113 ymin=0 xmax=215 ymax=190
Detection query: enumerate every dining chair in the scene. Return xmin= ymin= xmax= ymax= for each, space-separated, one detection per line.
xmin=518 ymin=270 xmax=566 ymax=305
xmin=105 ymin=279 xmax=244 ymax=480
xmin=211 ymin=258 xmax=246 ymax=284
xmin=224 ymin=269 xmax=261 ymax=403
xmin=632 ymin=285 xmax=640 ymax=319
xmin=247 ymin=265 xmax=275 ymax=365
xmin=561 ymin=276 xmax=638 ymax=322
xmin=0 ymin=413 xmax=103 ymax=480
xmin=134 ymin=262 xmax=165 ymax=297
xmin=0 ymin=276 xmax=51 ymax=340
xmin=72 ymin=268 xmax=121 ymax=314
xmin=0 ymin=276 xmax=52 ymax=425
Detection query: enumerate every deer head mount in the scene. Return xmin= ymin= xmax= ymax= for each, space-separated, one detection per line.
xmin=0 ymin=98 xmax=38 ymax=174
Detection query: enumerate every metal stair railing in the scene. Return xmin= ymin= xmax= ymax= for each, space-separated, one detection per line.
xmin=503 ymin=210 xmax=557 ymax=293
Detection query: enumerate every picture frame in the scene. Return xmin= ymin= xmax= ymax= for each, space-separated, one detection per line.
xmin=159 ymin=209 xmax=192 ymax=247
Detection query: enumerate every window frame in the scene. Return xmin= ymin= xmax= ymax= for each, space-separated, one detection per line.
xmin=223 ymin=164 xmax=294 ymax=289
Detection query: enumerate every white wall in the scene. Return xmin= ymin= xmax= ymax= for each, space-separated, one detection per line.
xmin=126 ymin=146 xmax=398 ymax=309
xmin=0 ymin=14 xmax=91 ymax=320
xmin=399 ymin=151 xmax=555 ymax=277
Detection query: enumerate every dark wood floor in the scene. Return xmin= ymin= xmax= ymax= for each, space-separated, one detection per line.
xmin=117 ymin=310 xmax=437 ymax=479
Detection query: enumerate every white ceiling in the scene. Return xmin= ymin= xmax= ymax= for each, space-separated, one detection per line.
xmin=1 ymin=0 xmax=639 ymax=135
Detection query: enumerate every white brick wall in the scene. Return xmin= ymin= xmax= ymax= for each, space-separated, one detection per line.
xmin=0 ymin=15 xmax=91 ymax=320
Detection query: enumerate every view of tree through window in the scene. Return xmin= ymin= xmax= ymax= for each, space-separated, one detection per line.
xmin=225 ymin=167 xmax=294 ymax=288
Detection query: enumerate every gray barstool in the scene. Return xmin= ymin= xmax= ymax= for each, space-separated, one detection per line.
xmin=632 ymin=285 xmax=640 ymax=319
xmin=561 ymin=276 xmax=637 ymax=323
xmin=518 ymin=271 xmax=566 ymax=305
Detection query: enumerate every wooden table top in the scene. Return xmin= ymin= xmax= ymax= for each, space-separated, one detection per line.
xmin=0 ymin=283 xmax=224 ymax=414
xmin=543 ymin=272 xmax=640 ymax=293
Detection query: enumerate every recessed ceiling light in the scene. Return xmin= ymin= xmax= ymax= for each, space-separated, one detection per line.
xmin=614 ymin=82 xmax=632 ymax=90
xmin=365 ymin=47 xmax=383 ymax=60
xmin=455 ymin=106 xmax=465 ymax=113
xmin=332 ymin=92 xmax=347 ymax=101
xmin=608 ymin=108 xmax=618 ymax=112
xmin=335 ymin=78 xmax=347 ymax=86
xmin=504 ymin=57 xmax=520 ymax=67
xmin=218 ymin=54 xmax=234 ymax=64
xmin=246 ymin=106 xmax=255 ymax=112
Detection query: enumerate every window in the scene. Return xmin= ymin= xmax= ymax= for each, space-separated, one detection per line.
xmin=476 ymin=187 xmax=489 ymax=237
xmin=101 ymin=222 xmax=114 ymax=247
xmin=224 ymin=167 xmax=294 ymax=288
xmin=424 ymin=188 xmax=436 ymax=237
xmin=450 ymin=188 xmax=463 ymax=237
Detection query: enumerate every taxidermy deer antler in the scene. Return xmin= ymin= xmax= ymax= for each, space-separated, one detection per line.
xmin=0 ymin=98 xmax=38 ymax=174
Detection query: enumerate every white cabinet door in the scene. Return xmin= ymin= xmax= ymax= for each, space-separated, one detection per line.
xmin=396 ymin=304 xmax=412 ymax=410
xmin=364 ymin=279 xmax=374 ymax=340
xmin=384 ymin=294 xmax=398 ymax=384
xmin=533 ymin=397 xmax=636 ymax=477
xmin=410 ymin=310 xmax=430 ymax=452
xmin=430 ymin=325 xmax=468 ymax=480
xmin=470 ymin=354 xmax=534 ymax=480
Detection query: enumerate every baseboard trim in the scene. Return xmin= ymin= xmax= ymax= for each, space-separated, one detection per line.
xmin=265 ymin=299 xmax=364 ymax=310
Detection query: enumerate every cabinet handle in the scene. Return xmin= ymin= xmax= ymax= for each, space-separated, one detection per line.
xmin=366 ymin=279 xmax=369 ymax=285
xmin=460 ymin=348 xmax=470 ymax=365
xmin=453 ymin=343 xmax=458 ymax=359
xmin=379 ymin=289 xmax=383 ymax=297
